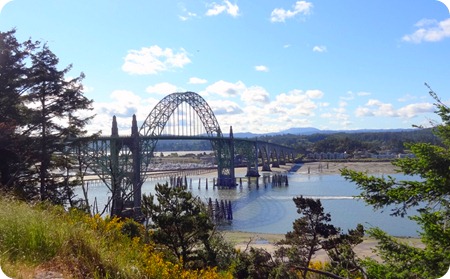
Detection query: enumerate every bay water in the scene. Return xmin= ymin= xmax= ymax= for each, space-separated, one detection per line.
xmin=77 ymin=170 xmax=421 ymax=237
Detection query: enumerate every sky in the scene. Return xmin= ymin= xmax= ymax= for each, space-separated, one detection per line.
xmin=1 ymin=0 xmax=450 ymax=135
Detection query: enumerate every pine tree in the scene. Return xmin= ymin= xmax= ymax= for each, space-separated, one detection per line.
xmin=0 ymin=29 xmax=38 ymax=191
xmin=23 ymin=44 xmax=93 ymax=203
xmin=341 ymin=85 xmax=450 ymax=278
xmin=141 ymin=183 xmax=231 ymax=269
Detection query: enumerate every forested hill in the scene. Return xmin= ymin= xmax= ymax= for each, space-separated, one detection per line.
xmin=258 ymin=128 xmax=439 ymax=154
xmin=153 ymin=128 xmax=439 ymax=155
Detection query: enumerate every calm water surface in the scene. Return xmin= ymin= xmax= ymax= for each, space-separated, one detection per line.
xmin=77 ymin=170 xmax=421 ymax=237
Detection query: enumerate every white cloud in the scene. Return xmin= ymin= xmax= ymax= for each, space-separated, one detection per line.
xmin=312 ymin=45 xmax=327 ymax=52
xmin=206 ymin=1 xmax=239 ymax=17
xmin=268 ymin=89 xmax=324 ymax=117
xmin=305 ymin=89 xmax=324 ymax=99
xmin=270 ymin=1 xmax=313 ymax=23
xmin=366 ymin=99 xmax=397 ymax=117
xmin=397 ymin=103 xmax=434 ymax=118
xmin=355 ymin=99 xmax=434 ymax=118
xmin=179 ymin=11 xmax=198 ymax=21
xmin=0 ymin=0 xmax=13 ymax=13
xmin=402 ymin=18 xmax=450 ymax=43
xmin=255 ymin=65 xmax=269 ymax=72
xmin=320 ymin=103 xmax=352 ymax=128
xmin=146 ymin=82 xmax=183 ymax=95
xmin=208 ymin=100 xmax=243 ymax=115
xmin=341 ymin=91 xmax=371 ymax=101
xmin=88 ymin=90 xmax=160 ymax=135
xmin=355 ymin=107 xmax=374 ymax=117
xmin=122 ymin=45 xmax=191 ymax=75
xmin=204 ymin=80 xmax=246 ymax=98
xmin=188 ymin=77 xmax=208 ymax=84
xmin=241 ymin=86 xmax=270 ymax=105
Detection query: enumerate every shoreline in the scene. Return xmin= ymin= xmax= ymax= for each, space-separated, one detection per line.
xmin=233 ymin=161 xmax=400 ymax=177
xmin=221 ymin=230 xmax=423 ymax=262
xmin=227 ymin=161 xmax=418 ymax=262
xmin=295 ymin=161 xmax=400 ymax=175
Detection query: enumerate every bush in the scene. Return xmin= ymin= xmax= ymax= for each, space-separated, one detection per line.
xmin=0 ymin=196 xmax=232 ymax=278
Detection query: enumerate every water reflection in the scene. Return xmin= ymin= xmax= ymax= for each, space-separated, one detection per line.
xmin=75 ymin=172 xmax=421 ymax=237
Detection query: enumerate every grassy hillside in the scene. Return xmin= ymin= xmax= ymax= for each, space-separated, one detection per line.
xmin=0 ymin=196 xmax=231 ymax=278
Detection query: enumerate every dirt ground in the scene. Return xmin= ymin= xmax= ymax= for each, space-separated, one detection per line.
xmin=296 ymin=161 xmax=400 ymax=175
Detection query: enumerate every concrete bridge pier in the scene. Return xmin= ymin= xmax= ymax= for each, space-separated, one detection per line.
xmin=131 ymin=114 xmax=142 ymax=219
xmin=110 ymin=116 xmax=124 ymax=217
xmin=216 ymin=126 xmax=236 ymax=187
xmin=271 ymin=151 xmax=280 ymax=168
xmin=259 ymin=144 xmax=271 ymax=172
xmin=246 ymin=140 xmax=260 ymax=177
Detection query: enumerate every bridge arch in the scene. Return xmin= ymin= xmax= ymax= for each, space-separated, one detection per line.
xmin=137 ymin=92 xmax=235 ymax=186
xmin=139 ymin=91 xmax=223 ymax=137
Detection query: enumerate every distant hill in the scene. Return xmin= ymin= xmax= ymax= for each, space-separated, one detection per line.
xmin=232 ymin=127 xmax=415 ymax=138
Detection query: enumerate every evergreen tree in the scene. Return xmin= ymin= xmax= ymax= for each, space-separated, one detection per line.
xmin=0 ymin=29 xmax=37 ymax=189
xmin=22 ymin=44 xmax=93 ymax=202
xmin=142 ymin=183 xmax=234 ymax=269
xmin=275 ymin=196 xmax=340 ymax=278
xmin=341 ymin=85 xmax=450 ymax=278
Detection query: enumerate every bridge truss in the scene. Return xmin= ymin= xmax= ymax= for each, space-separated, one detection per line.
xmin=69 ymin=92 xmax=296 ymax=218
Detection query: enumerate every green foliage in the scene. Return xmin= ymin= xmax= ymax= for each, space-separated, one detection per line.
xmin=322 ymin=224 xmax=365 ymax=278
xmin=0 ymin=29 xmax=94 ymax=204
xmin=276 ymin=196 xmax=340 ymax=278
xmin=0 ymin=198 xmax=66 ymax=263
xmin=341 ymin=85 xmax=450 ymax=278
xmin=0 ymin=196 xmax=232 ymax=278
xmin=0 ymin=29 xmax=38 ymax=191
xmin=233 ymin=248 xmax=277 ymax=279
xmin=142 ymin=183 xmax=234 ymax=269
xmin=260 ymin=128 xmax=438 ymax=155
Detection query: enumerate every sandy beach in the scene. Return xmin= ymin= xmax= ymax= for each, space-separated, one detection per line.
xmin=221 ymin=230 xmax=423 ymax=262
xmin=235 ymin=161 xmax=400 ymax=176
xmin=295 ymin=161 xmax=400 ymax=175
xmin=226 ymin=161 xmax=419 ymax=262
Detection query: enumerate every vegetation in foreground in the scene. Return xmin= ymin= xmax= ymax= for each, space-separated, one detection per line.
xmin=0 ymin=186 xmax=366 ymax=279
xmin=1 ymin=28 xmax=449 ymax=278
xmin=0 ymin=196 xmax=232 ymax=279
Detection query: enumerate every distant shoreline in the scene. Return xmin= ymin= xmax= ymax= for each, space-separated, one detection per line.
xmin=296 ymin=161 xmax=399 ymax=175
xmin=240 ymin=161 xmax=400 ymax=176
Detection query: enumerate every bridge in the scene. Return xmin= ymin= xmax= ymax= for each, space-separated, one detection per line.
xmin=69 ymin=92 xmax=296 ymax=218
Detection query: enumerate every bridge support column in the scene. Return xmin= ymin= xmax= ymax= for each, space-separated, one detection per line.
xmin=131 ymin=115 xmax=142 ymax=219
xmin=110 ymin=116 xmax=123 ymax=217
xmin=271 ymin=151 xmax=280 ymax=168
xmin=261 ymin=145 xmax=271 ymax=172
xmin=279 ymin=150 xmax=286 ymax=165
xmin=246 ymin=140 xmax=260 ymax=177
xmin=217 ymin=126 xmax=236 ymax=187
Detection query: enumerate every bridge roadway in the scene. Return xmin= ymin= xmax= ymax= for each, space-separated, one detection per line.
xmin=72 ymin=91 xmax=297 ymax=219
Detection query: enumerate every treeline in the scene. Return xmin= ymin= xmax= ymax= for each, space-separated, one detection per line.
xmin=259 ymin=128 xmax=439 ymax=155
xmin=151 ymin=129 xmax=439 ymax=155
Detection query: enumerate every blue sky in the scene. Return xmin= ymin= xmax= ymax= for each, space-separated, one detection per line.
xmin=1 ymin=0 xmax=449 ymax=135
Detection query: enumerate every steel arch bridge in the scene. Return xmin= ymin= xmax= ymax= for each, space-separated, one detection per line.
xmin=70 ymin=92 xmax=296 ymax=218
xmin=139 ymin=91 xmax=235 ymax=187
